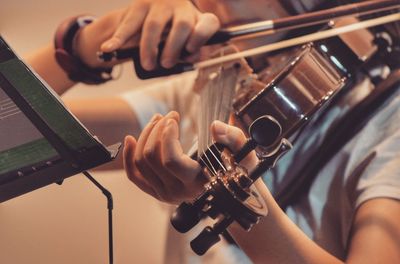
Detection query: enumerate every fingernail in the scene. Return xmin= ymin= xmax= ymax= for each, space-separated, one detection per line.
xmin=166 ymin=111 xmax=180 ymax=121
xmin=105 ymin=42 xmax=115 ymax=51
xmin=142 ymin=59 xmax=155 ymax=70
xmin=212 ymin=120 xmax=227 ymax=136
xmin=150 ymin=114 xmax=162 ymax=123
xmin=102 ymin=40 xmax=116 ymax=51
xmin=166 ymin=118 xmax=176 ymax=127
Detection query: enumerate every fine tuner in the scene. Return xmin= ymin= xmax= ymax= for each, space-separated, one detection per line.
xmin=97 ymin=0 xmax=400 ymax=79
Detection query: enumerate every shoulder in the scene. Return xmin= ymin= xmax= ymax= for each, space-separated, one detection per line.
xmin=345 ymin=89 xmax=400 ymax=207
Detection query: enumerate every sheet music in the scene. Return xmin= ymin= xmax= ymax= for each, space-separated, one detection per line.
xmin=0 ymin=85 xmax=42 ymax=152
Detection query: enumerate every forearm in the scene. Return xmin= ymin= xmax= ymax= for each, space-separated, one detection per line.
xmin=228 ymin=180 xmax=342 ymax=264
xmin=65 ymin=97 xmax=141 ymax=170
xmin=25 ymin=44 xmax=75 ymax=95
xmin=25 ymin=9 xmax=127 ymax=95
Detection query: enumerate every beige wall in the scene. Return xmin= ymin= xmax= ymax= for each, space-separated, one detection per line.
xmin=0 ymin=1 xmax=169 ymax=263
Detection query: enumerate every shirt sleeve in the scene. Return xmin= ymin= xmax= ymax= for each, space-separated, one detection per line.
xmin=346 ymin=93 xmax=400 ymax=208
xmin=119 ymin=72 xmax=198 ymax=130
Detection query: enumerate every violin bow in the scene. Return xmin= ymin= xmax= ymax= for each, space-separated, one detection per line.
xmin=195 ymin=12 xmax=400 ymax=69
xmin=98 ymin=0 xmax=400 ymax=62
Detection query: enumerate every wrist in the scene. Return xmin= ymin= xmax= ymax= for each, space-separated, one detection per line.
xmin=54 ymin=15 xmax=113 ymax=84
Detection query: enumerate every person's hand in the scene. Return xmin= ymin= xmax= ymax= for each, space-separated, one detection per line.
xmin=100 ymin=0 xmax=220 ymax=70
xmin=123 ymin=111 xmax=257 ymax=204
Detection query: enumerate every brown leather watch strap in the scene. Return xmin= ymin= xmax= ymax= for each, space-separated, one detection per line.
xmin=54 ymin=15 xmax=113 ymax=85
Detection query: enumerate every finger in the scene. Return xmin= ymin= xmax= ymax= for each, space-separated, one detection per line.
xmin=140 ymin=4 xmax=173 ymax=70
xmin=211 ymin=120 xmax=247 ymax=153
xmin=101 ymin=3 xmax=149 ymax=52
xmin=161 ymin=118 xmax=203 ymax=190
xmin=211 ymin=120 xmax=259 ymax=168
xmin=135 ymin=112 xmax=179 ymax=200
xmin=123 ymin=135 xmax=159 ymax=198
xmin=142 ymin=113 xmax=185 ymax=196
xmin=134 ymin=113 xmax=167 ymax=193
xmin=182 ymin=50 xmax=201 ymax=63
xmin=185 ymin=12 xmax=220 ymax=53
xmin=160 ymin=7 xmax=196 ymax=68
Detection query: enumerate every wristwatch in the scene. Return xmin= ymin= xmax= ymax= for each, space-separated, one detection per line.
xmin=54 ymin=15 xmax=113 ymax=84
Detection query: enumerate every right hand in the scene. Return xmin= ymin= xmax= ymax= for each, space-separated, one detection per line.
xmin=100 ymin=0 xmax=221 ymax=70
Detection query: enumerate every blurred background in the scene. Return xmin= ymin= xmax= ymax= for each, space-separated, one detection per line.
xmin=0 ymin=1 xmax=169 ymax=263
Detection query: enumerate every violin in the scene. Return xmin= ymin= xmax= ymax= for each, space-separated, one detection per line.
xmin=167 ymin=5 xmax=400 ymax=256
xmin=106 ymin=0 xmax=400 ymax=256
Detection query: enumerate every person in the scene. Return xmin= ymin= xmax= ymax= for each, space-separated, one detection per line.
xmin=25 ymin=0 xmax=400 ymax=263
xmin=116 ymin=1 xmax=400 ymax=264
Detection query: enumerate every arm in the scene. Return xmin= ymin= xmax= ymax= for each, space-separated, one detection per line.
xmin=26 ymin=1 xmax=219 ymax=94
xmin=64 ymin=97 xmax=141 ymax=170
xmin=24 ymin=9 xmax=127 ymax=95
xmin=123 ymin=116 xmax=400 ymax=263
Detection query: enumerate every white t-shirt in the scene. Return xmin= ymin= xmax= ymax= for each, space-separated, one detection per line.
xmin=121 ymin=72 xmax=400 ymax=262
xmin=268 ymin=85 xmax=400 ymax=259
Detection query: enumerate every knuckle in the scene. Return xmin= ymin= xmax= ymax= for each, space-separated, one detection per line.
xmin=168 ymin=180 xmax=185 ymax=193
xmin=229 ymin=126 xmax=246 ymax=141
xmin=134 ymin=157 xmax=145 ymax=171
xmin=162 ymin=156 xmax=178 ymax=169
xmin=143 ymin=147 xmax=155 ymax=161
xmin=175 ymin=19 xmax=192 ymax=32
xmin=145 ymin=19 xmax=161 ymax=31
xmin=233 ymin=132 xmax=246 ymax=147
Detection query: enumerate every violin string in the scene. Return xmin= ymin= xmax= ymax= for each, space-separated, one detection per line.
xmin=206 ymin=59 xmax=223 ymax=175
xmin=197 ymin=48 xmax=240 ymax=176
xmin=202 ymin=150 xmax=218 ymax=176
xmin=198 ymin=153 xmax=216 ymax=176
xmin=209 ymin=146 xmax=227 ymax=172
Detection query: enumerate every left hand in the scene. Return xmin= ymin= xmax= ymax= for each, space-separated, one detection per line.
xmin=123 ymin=111 xmax=205 ymax=204
xmin=123 ymin=111 xmax=258 ymax=204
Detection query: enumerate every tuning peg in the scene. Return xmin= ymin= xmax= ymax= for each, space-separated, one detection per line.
xmin=171 ymin=202 xmax=204 ymax=233
xmin=190 ymin=226 xmax=221 ymax=256
xmin=234 ymin=115 xmax=282 ymax=162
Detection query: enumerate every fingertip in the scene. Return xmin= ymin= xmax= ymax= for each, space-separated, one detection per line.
xmin=211 ymin=120 xmax=228 ymax=138
xmin=100 ymin=39 xmax=119 ymax=52
xmin=124 ymin=135 xmax=136 ymax=144
xmin=161 ymin=58 xmax=174 ymax=69
xmin=124 ymin=135 xmax=137 ymax=155
xmin=141 ymin=58 xmax=156 ymax=71
xmin=166 ymin=111 xmax=180 ymax=122
xmin=151 ymin=113 xmax=163 ymax=122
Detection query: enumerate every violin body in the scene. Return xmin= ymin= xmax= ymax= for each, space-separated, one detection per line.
xmin=233 ymin=21 xmax=377 ymax=153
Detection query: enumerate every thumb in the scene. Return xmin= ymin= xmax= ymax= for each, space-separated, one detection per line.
xmin=123 ymin=135 xmax=137 ymax=173
xmin=211 ymin=120 xmax=247 ymax=153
